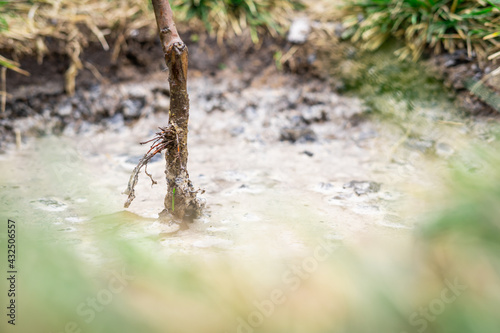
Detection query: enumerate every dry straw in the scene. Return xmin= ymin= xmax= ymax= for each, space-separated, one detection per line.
xmin=0 ymin=0 xmax=300 ymax=94
xmin=0 ymin=0 xmax=155 ymax=94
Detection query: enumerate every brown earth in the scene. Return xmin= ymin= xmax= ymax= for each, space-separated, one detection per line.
xmin=0 ymin=30 xmax=288 ymax=151
xmin=1 ymin=26 xmax=498 ymax=152
xmin=426 ymin=50 xmax=500 ymax=115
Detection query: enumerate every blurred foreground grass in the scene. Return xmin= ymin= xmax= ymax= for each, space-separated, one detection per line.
xmin=1 ymin=140 xmax=500 ymax=333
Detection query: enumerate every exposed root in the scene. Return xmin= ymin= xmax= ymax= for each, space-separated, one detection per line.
xmin=123 ymin=125 xmax=178 ymax=208
xmin=144 ymin=163 xmax=157 ymax=186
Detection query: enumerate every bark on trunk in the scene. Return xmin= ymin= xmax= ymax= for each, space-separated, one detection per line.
xmin=152 ymin=0 xmax=201 ymax=220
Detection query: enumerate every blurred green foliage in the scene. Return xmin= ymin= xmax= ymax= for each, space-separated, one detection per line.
xmin=0 ymin=0 xmax=23 ymax=73
xmin=0 ymin=1 xmax=8 ymax=32
xmin=342 ymin=0 xmax=500 ymax=62
xmin=338 ymin=41 xmax=448 ymax=111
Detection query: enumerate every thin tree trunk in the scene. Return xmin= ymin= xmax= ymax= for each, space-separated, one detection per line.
xmin=152 ymin=0 xmax=201 ymax=220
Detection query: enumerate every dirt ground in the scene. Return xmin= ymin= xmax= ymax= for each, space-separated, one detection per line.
xmin=1 ymin=31 xmax=282 ymax=150
xmin=0 ymin=21 xmax=498 ymax=246
xmin=0 ymin=65 xmax=423 ymax=255
xmin=1 ymin=6 xmax=500 ymax=333
xmin=2 ymin=22 xmax=499 ymax=153
xmin=1 ymin=28 xmax=497 ymax=255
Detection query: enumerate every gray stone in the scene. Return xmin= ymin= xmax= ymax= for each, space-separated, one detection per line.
xmin=405 ymin=138 xmax=435 ymax=153
xmin=301 ymin=105 xmax=328 ymax=123
xmin=125 ymin=153 xmax=162 ymax=165
xmin=230 ymin=126 xmax=245 ymax=136
xmin=343 ymin=180 xmax=381 ymax=196
xmin=154 ymin=93 xmax=170 ymax=111
xmin=120 ymin=98 xmax=145 ymax=118
xmin=287 ymin=17 xmax=311 ymax=44
xmin=105 ymin=113 xmax=124 ymax=130
xmin=279 ymin=127 xmax=316 ymax=143
xmin=57 ymin=102 xmax=73 ymax=116
xmin=436 ymin=142 xmax=455 ymax=158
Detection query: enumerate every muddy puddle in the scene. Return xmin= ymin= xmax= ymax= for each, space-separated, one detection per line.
xmin=0 ymin=59 xmax=497 ymax=264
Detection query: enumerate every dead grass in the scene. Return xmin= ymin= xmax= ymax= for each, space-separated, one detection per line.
xmin=341 ymin=0 xmax=500 ymax=65
xmin=171 ymin=0 xmax=301 ymax=44
xmin=1 ymin=0 xmax=154 ymax=94
xmin=0 ymin=0 xmax=304 ymax=95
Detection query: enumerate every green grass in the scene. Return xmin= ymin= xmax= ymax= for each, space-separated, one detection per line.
xmin=342 ymin=0 xmax=500 ymax=62
xmin=172 ymin=0 xmax=303 ymax=43
xmin=0 ymin=1 xmax=26 ymax=74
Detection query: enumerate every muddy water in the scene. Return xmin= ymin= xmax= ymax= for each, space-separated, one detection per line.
xmin=0 ymin=63 xmax=494 ymax=263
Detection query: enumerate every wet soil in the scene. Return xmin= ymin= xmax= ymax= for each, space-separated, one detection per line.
xmin=1 ymin=43 xmax=498 ymax=259
xmin=426 ymin=51 xmax=500 ymax=115
xmin=1 ymin=28 xmax=499 ymax=259
xmin=3 ymin=21 xmax=499 ymax=152
xmin=0 ymin=79 xmax=413 ymax=258
xmin=1 ymin=30 xmax=287 ymax=151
